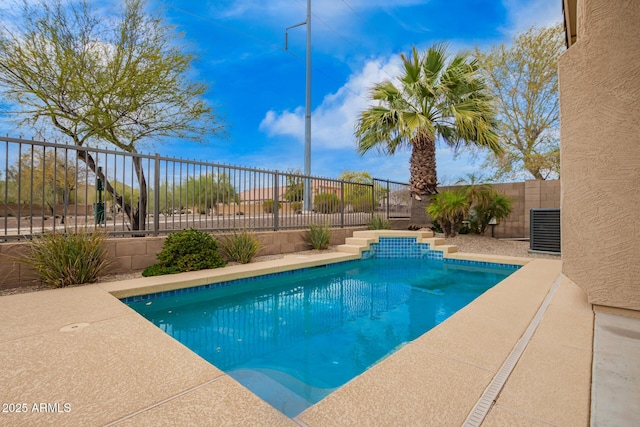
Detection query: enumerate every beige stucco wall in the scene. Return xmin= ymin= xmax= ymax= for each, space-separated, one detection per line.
xmin=559 ymin=0 xmax=640 ymax=310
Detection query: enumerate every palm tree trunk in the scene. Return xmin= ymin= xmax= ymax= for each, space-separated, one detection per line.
xmin=409 ymin=134 xmax=438 ymax=225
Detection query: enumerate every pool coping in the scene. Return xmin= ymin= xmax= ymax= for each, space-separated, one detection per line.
xmin=101 ymin=230 xmax=531 ymax=300
xmin=0 ymin=231 xmax=593 ymax=426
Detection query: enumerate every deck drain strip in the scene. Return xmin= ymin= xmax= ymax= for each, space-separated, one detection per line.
xmin=103 ymin=376 xmax=224 ymax=426
xmin=462 ymin=273 xmax=562 ymax=427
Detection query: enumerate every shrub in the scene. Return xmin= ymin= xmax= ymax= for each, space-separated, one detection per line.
xmin=21 ymin=229 xmax=110 ymax=287
xmin=349 ymin=195 xmax=374 ymax=213
xmin=314 ymin=193 xmax=340 ymax=214
xmin=367 ymin=215 xmax=390 ymax=230
xmin=303 ymin=223 xmax=331 ymax=250
xmin=142 ymin=264 xmax=181 ymax=277
xmin=220 ymin=230 xmax=263 ymax=264
xmin=469 ymin=192 xmax=513 ymax=235
xmin=144 ymin=228 xmax=226 ymax=276
xmin=430 ymin=220 xmax=443 ymax=233
xmin=263 ymin=200 xmax=281 ymax=214
xmin=291 ymin=201 xmax=302 ymax=213
xmin=427 ymin=191 xmax=469 ymax=237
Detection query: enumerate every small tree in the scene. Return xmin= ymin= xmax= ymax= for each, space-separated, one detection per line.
xmin=183 ymin=173 xmax=238 ymax=214
xmin=283 ymin=168 xmax=304 ymax=202
xmin=8 ymin=148 xmax=83 ymax=221
xmin=474 ymin=24 xmax=565 ymax=180
xmin=457 ymin=176 xmax=514 ymax=235
xmin=338 ymin=170 xmax=381 ymax=213
xmin=470 ymin=192 xmax=513 ymax=235
xmin=427 ymin=191 xmax=470 ymax=237
xmin=0 ymin=0 xmax=224 ymax=231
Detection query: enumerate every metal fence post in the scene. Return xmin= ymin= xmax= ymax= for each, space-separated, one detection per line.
xmin=273 ymin=170 xmax=279 ymax=231
xmin=0 ymin=136 xmax=413 ymax=241
xmin=340 ymin=181 xmax=345 ymax=228
xmin=153 ymin=153 xmax=160 ymax=236
xmin=371 ymin=182 xmax=375 ymax=220
xmin=386 ymin=180 xmax=390 ymax=219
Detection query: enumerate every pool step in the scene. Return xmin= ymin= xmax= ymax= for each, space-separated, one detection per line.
xmin=345 ymin=237 xmax=376 ymax=247
xmin=352 ymin=230 xmax=434 ymax=240
xmin=337 ymin=231 xmax=459 ymax=258
xmin=337 ymin=244 xmax=364 ymax=255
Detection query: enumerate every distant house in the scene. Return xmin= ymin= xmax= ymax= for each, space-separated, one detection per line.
xmin=238 ymin=179 xmax=342 ymax=204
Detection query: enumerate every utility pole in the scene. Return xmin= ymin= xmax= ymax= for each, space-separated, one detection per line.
xmin=286 ymin=0 xmax=312 ymax=212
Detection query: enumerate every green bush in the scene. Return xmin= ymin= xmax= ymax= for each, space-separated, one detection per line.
xmin=469 ymin=192 xmax=513 ymax=235
xmin=314 ymin=193 xmax=340 ymax=214
xmin=427 ymin=191 xmax=469 ymax=237
xmin=263 ymin=200 xmax=281 ymax=214
xmin=142 ymin=264 xmax=181 ymax=277
xmin=367 ymin=214 xmax=390 ymax=230
xmin=291 ymin=201 xmax=302 ymax=213
xmin=144 ymin=228 xmax=226 ymax=276
xmin=220 ymin=230 xmax=263 ymax=264
xmin=21 ymin=229 xmax=110 ymax=287
xmin=303 ymin=223 xmax=331 ymax=250
xmin=350 ymin=195 xmax=374 ymax=213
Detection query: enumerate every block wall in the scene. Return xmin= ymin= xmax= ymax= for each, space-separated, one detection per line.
xmin=0 ymin=227 xmax=365 ymax=290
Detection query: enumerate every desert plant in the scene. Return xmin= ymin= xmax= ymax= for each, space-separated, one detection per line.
xmin=291 ymin=201 xmax=302 ymax=213
xmin=349 ymin=195 xmax=374 ymax=213
xmin=142 ymin=264 xmax=181 ymax=277
xmin=313 ymin=193 xmax=340 ymax=214
xmin=367 ymin=215 xmax=391 ymax=230
xmin=21 ymin=229 xmax=110 ymax=287
xmin=303 ymin=223 xmax=331 ymax=250
xmin=470 ymin=192 xmax=513 ymax=235
xmin=144 ymin=228 xmax=226 ymax=276
xmin=427 ymin=191 xmax=470 ymax=237
xmin=219 ymin=230 xmax=263 ymax=264
xmin=263 ymin=200 xmax=281 ymax=214
xmin=430 ymin=220 xmax=443 ymax=233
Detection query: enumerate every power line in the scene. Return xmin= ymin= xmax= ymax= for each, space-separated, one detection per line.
xmin=292 ymin=0 xmax=353 ymax=48
xmin=338 ymin=0 xmax=400 ymax=81
xmin=168 ymin=4 xmax=368 ymax=101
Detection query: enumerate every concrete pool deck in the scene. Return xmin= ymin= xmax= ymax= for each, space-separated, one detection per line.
xmin=0 ymin=233 xmax=629 ymax=426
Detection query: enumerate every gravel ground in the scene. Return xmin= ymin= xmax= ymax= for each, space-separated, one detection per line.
xmin=440 ymin=234 xmax=560 ymax=260
xmin=0 ymin=234 xmax=559 ymax=297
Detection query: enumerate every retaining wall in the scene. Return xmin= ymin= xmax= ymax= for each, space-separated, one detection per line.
xmin=0 ymin=227 xmax=365 ymax=290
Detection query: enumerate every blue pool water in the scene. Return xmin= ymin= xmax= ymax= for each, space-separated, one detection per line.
xmin=126 ymin=257 xmax=515 ymax=417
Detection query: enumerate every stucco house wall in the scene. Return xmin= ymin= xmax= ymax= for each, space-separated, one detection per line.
xmin=559 ymin=0 xmax=640 ymax=310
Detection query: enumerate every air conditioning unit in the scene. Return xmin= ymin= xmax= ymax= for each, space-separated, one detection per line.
xmin=530 ymin=209 xmax=561 ymax=254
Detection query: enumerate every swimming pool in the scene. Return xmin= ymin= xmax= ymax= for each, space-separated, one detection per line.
xmin=126 ymin=255 xmax=517 ymax=417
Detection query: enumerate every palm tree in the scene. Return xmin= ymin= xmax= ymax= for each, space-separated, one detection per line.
xmin=355 ymin=44 xmax=502 ymax=224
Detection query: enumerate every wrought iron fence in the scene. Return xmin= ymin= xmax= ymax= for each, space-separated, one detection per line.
xmin=0 ymin=136 xmax=411 ymax=240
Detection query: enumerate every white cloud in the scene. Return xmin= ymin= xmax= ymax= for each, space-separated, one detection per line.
xmin=259 ymin=56 xmax=401 ymax=150
xmin=258 ymin=51 xmax=503 ymax=182
xmin=501 ymin=0 xmax=562 ymax=34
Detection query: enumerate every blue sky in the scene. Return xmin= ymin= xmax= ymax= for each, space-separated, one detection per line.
xmin=1 ymin=0 xmax=562 ymax=184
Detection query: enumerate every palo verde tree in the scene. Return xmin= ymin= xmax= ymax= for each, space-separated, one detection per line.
xmin=355 ymin=44 xmax=501 ymax=224
xmin=0 ymin=0 xmax=223 ymax=231
xmin=474 ymin=24 xmax=565 ymax=180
